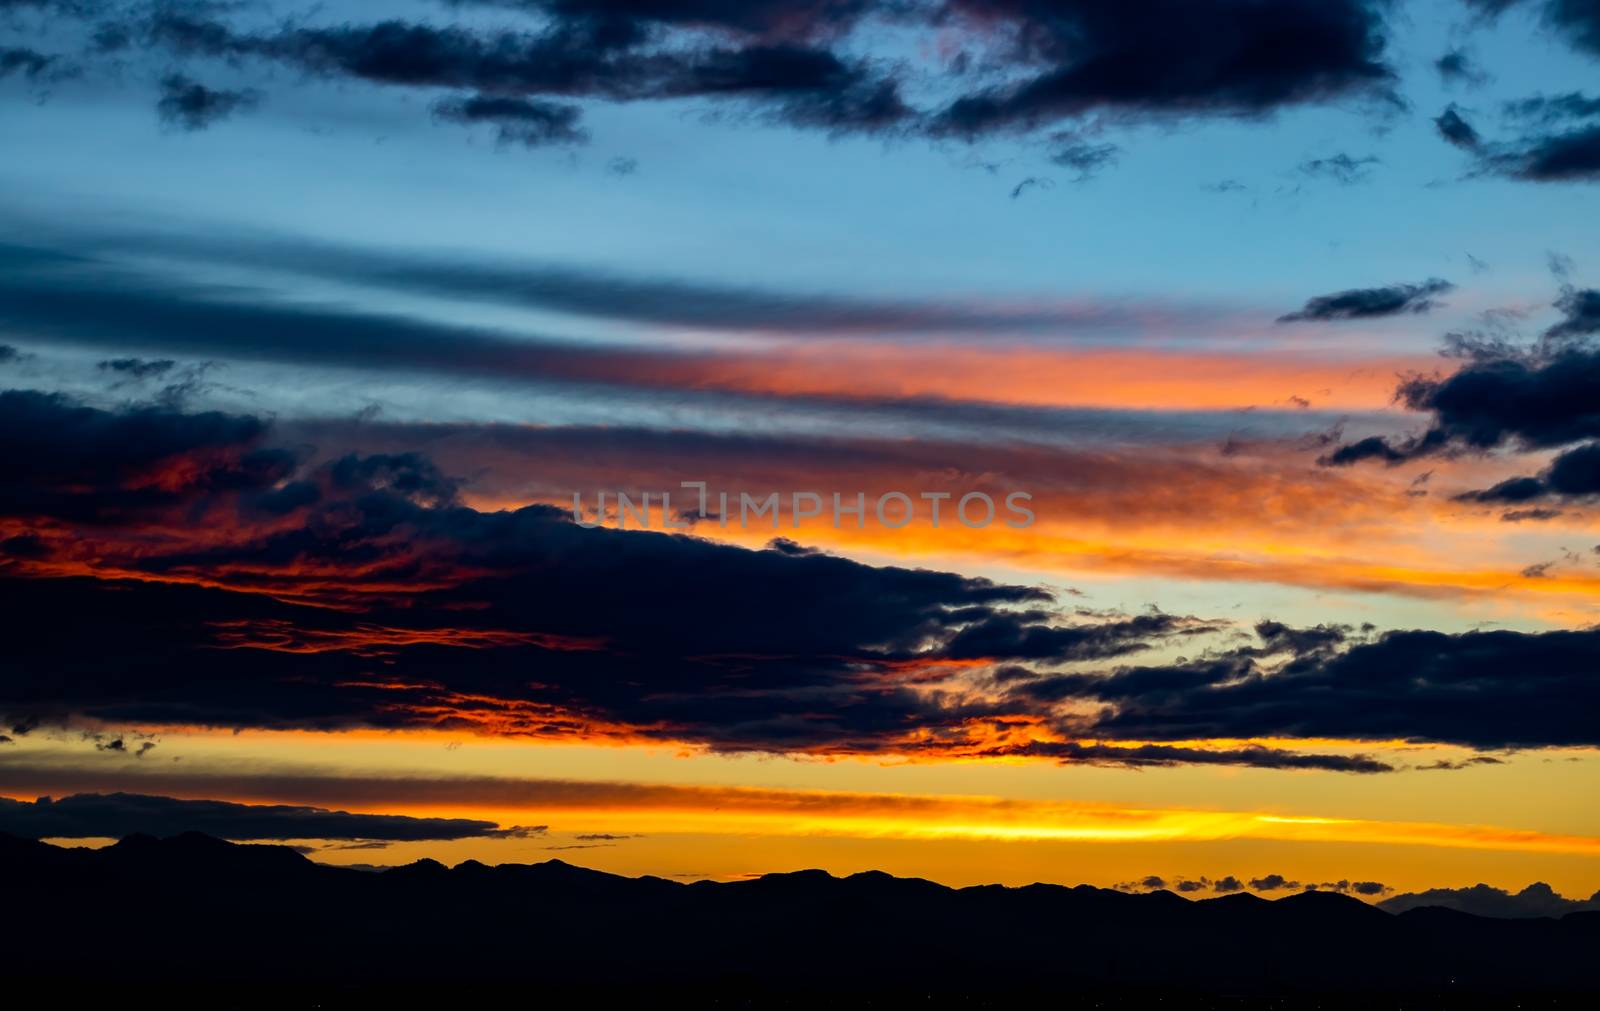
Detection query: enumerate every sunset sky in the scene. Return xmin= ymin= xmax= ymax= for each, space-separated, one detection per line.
xmin=1 ymin=0 xmax=1598 ymax=902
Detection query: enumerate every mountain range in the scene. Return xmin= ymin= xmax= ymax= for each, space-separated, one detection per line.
xmin=2 ymin=831 xmax=1596 ymax=1003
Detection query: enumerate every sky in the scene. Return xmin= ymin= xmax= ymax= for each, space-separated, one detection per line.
xmin=1 ymin=0 xmax=1599 ymax=902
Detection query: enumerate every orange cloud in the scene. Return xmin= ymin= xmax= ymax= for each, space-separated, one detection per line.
xmin=4 ymin=765 xmax=1595 ymax=856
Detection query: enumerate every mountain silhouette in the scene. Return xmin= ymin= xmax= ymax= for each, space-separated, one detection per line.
xmin=3 ymin=832 xmax=1596 ymax=1003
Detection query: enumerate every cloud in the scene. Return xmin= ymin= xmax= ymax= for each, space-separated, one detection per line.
xmin=1249 ymin=874 xmax=1298 ymax=891
xmin=984 ymin=740 xmax=1393 ymax=773
xmin=97 ymin=357 xmax=177 ymax=380
xmin=0 ymin=391 xmax=1100 ymax=758
xmin=1504 ymin=91 xmax=1600 ymax=124
xmin=0 ymin=388 xmax=1497 ymax=770
xmin=1296 ymin=153 xmax=1379 ymax=184
xmin=133 ymin=9 xmax=915 ymax=137
xmin=1036 ymin=621 xmax=1600 ymax=750
xmin=1048 ymin=135 xmax=1119 ymax=181
xmin=1277 ymin=279 xmax=1454 ymax=323
xmin=504 ymin=0 xmax=879 ymax=38
xmin=1492 ymin=124 xmax=1600 ymax=181
xmin=1320 ymin=347 xmax=1600 ymax=465
xmin=1548 ymin=284 xmax=1600 ymax=339
xmin=1458 ymin=476 xmax=1550 ymax=503
xmin=1542 ymin=0 xmax=1600 ymax=56
xmin=1464 ymin=0 xmax=1600 ymax=59
xmin=0 ymin=238 xmax=1228 ymax=351
xmin=0 ymin=389 xmax=290 ymax=524
xmin=1119 ymin=873 xmax=1388 ymax=896
xmin=1433 ymin=92 xmax=1600 ymax=182
xmin=7 ymin=0 xmax=1404 ymax=153
xmin=0 ymin=43 xmax=76 ymax=83
xmin=432 ymin=94 xmax=589 ymax=147
xmin=1008 ymin=176 xmax=1051 ymax=198
xmin=939 ymin=610 xmax=1223 ymax=664
xmin=0 ymin=791 xmax=544 ymax=841
xmin=1455 ymin=441 xmax=1600 ymax=503
xmin=155 ymin=74 xmax=259 ymax=130
xmin=0 ymin=45 xmax=67 ymax=81
xmin=1 ymin=391 xmax=1589 ymax=761
xmin=1306 ymin=878 xmax=1391 ymax=896
xmin=1499 ymin=506 xmax=1564 ymax=521
xmin=1380 ymin=881 xmax=1600 ymax=918
xmin=1435 ymin=105 xmax=1483 ymax=149
xmin=930 ymin=0 xmax=1396 ymax=137
xmin=1435 ymin=48 xmax=1489 ymax=87
xmin=1543 ymin=440 xmax=1600 ymax=492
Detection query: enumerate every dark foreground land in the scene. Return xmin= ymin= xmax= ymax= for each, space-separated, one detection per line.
xmin=2 ymin=832 xmax=1595 ymax=1006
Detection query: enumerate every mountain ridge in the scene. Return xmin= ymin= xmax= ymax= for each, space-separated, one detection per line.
xmin=3 ymin=832 xmax=1597 ymax=997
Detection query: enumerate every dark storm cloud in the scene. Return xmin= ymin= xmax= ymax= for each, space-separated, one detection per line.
xmin=1320 ymin=348 xmax=1600 ymax=465
xmin=0 ymin=390 xmax=1586 ymax=767
xmin=1277 ymin=279 xmax=1454 ymax=322
xmin=930 ymin=0 xmax=1397 ymax=137
xmin=0 ymin=392 xmax=1431 ymax=770
xmin=132 ymin=10 xmax=915 ymax=135
xmin=0 ymin=545 xmax=1047 ymax=755
xmin=11 ymin=0 xmax=1402 ymax=150
xmin=0 ymin=791 xmax=543 ymax=841
xmin=1457 ymin=475 xmax=1549 ymax=503
xmin=1533 ymin=439 xmax=1600 ymax=491
xmin=432 ymin=93 xmax=588 ymax=147
xmin=1455 ymin=441 xmax=1600 ymax=503
xmin=0 ymin=389 xmax=289 ymax=524
xmin=155 ymin=73 xmax=259 ymax=130
xmin=1041 ymin=622 xmax=1600 ymax=750
xmin=0 ymin=392 xmax=1093 ymax=756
